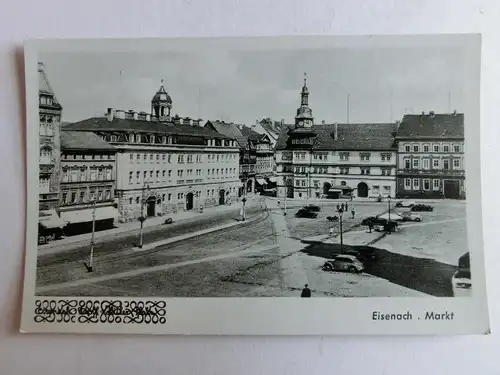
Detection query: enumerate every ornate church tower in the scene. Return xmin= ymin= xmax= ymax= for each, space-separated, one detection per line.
xmin=294 ymin=73 xmax=314 ymax=128
xmin=151 ymin=80 xmax=172 ymax=121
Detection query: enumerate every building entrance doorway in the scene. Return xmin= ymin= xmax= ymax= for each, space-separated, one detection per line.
xmin=186 ymin=192 xmax=194 ymax=210
xmin=444 ymin=180 xmax=460 ymax=199
xmin=219 ymin=189 xmax=226 ymax=205
xmin=357 ymin=182 xmax=369 ymax=198
xmin=146 ymin=197 xmax=156 ymax=217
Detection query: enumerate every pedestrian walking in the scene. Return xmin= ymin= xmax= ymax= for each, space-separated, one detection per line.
xmin=345 ymin=203 xmax=349 ymax=211
xmin=329 ymin=227 xmax=334 ymax=236
xmin=277 ymin=200 xmax=280 ymax=207
xmin=301 ymin=284 xmax=311 ymax=298
xmin=368 ymin=219 xmax=373 ymax=233
xmin=351 ymin=208 xmax=355 ymax=219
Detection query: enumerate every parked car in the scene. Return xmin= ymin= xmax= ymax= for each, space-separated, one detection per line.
xmin=163 ymin=217 xmax=173 ymax=224
xmin=322 ymin=254 xmax=364 ymax=273
xmin=452 ymin=252 xmax=471 ymax=297
xmin=305 ymin=204 xmax=321 ymax=212
xmin=411 ymin=204 xmax=434 ymax=212
xmin=361 ymin=216 xmax=399 ymax=232
xmin=295 ymin=208 xmax=318 ymax=218
xmin=326 ymin=216 xmax=339 ymax=222
xmin=395 ymin=200 xmax=416 ymax=208
xmin=400 ymin=211 xmax=422 ymax=222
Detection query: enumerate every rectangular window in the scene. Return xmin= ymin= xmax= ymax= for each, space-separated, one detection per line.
xmin=412 ymin=178 xmax=419 ymax=190
xmin=432 ymin=159 xmax=440 ymax=169
xmin=405 ymin=145 xmax=410 ymax=152
xmin=404 ymin=178 xmax=411 ymax=189
xmin=149 ymin=171 xmax=153 ymax=178
xmin=168 ymin=155 xmax=172 ymax=163
xmin=443 ymin=160 xmax=450 ymax=170
xmin=412 ymin=159 xmax=419 ymax=169
xmin=453 ymin=159 xmax=460 ymax=168
xmin=79 ymin=191 xmax=85 ymax=203
xmin=453 ymin=145 xmax=460 ymax=153
xmin=404 ymin=159 xmax=410 ymax=169
xmin=129 ymin=171 xmax=133 ymax=183
xmin=433 ymin=179 xmax=440 ymax=190
xmin=433 ymin=145 xmax=439 ymax=152
xmin=156 ymin=171 xmax=159 ymax=180
xmin=295 ymin=180 xmax=300 ymax=187
xmin=136 ymin=171 xmax=140 ymax=181
xmin=423 ymin=179 xmax=430 ymax=190
xmin=413 ymin=145 xmax=419 ymax=152
xmin=423 ymin=159 xmax=430 ymax=170
xmin=178 ymin=155 xmax=184 ymax=163
xmin=162 ymin=170 xmax=166 ymax=178
xmin=149 ymin=154 xmax=153 ymax=160
xmin=423 ymin=145 xmax=429 ymax=152
xmin=130 ymin=154 xmax=134 ymax=161
xmin=443 ymin=145 xmax=450 ymax=152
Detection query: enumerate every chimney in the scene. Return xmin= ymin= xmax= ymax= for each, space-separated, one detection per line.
xmin=322 ymin=120 xmax=325 ymax=125
xmin=453 ymin=109 xmax=457 ymax=115
xmin=184 ymin=117 xmax=191 ymax=126
xmin=145 ymin=113 xmax=151 ymax=121
xmin=106 ymin=108 xmax=114 ymax=122
xmin=198 ymin=118 xmax=203 ymax=127
xmin=133 ymin=111 xmax=138 ymax=120
xmin=429 ymin=110 xmax=435 ymax=117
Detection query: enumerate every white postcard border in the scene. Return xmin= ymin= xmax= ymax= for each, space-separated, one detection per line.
xmin=20 ymin=34 xmax=490 ymax=335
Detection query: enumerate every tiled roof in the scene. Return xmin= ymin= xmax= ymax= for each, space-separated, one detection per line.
xmin=61 ymin=131 xmax=116 ymax=151
xmin=205 ymin=121 xmax=249 ymax=148
xmin=396 ymin=113 xmax=464 ymax=139
xmin=62 ymin=117 xmax=232 ymax=140
xmin=275 ymin=123 xmax=397 ymax=151
xmin=240 ymin=126 xmax=269 ymax=143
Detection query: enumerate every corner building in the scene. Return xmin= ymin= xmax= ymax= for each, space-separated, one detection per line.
xmin=63 ymin=83 xmax=240 ymax=222
xmin=395 ymin=111 xmax=465 ymax=199
xmin=275 ymin=75 xmax=397 ymax=199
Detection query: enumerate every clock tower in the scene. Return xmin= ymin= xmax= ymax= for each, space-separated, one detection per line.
xmin=151 ymin=79 xmax=172 ymax=121
xmin=294 ymin=72 xmax=314 ymax=128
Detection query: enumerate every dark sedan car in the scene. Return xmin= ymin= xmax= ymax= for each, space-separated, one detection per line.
xmin=295 ymin=208 xmax=318 ymax=218
xmin=411 ymin=204 xmax=434 ymax=212
xmin=361 ymin=217 xmax=398 ymax=232
xmin=341 ymin=247 xmax=378 ymax=263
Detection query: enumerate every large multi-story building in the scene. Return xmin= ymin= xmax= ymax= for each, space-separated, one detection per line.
xmin=205 ymin=120 xmax=257 ymax=196
xmin=275 ymin=75 xmax=398 ymax=199
xmin=38 ymin=62 xmax=63 ymax=211
xmin=240 ymin=126 xmax=276 ymax=191
xmin=395 ymin=111 xmax=465 ymax=199
xmin=63 ymin=83 xmax=241 ymax=223
xmin=57 ymin=131 xmax=119 ymax=235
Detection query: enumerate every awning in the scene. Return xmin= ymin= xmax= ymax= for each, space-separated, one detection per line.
xmin=39 ymin=209 xmax=66 ymax=229
xmin=60 ymin=206 xmax=120 ymax=224
xmin=256 ymin=178 xmax=267 ymax=185
xmin=268 ymin=177 xmax=277 ymax=183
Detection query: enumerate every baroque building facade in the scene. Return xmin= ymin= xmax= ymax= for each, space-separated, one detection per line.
xmin=275 ymin=75 xmax=397 ymax=199
xmin=205 ymin=120 xmax=257 ymax=196
xmin=395 ymin=111 xmax=465 ymax=199
xmin=38 ymin=62 xmax=62 ymax=211
xmin=58 ymin=131 xmax=118 ymax=235
xmin=63 ymin=84 xmax=240 ymax=223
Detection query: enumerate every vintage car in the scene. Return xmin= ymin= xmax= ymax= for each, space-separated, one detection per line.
xmin=322 ymin=254 xmax=364 ymax=273
xmin=295 ymin=208 xmax=318 ymax=219
xmin=400 ymin=211 xmax=422 ymax=222
xmin=411 ymin=204 xmax=434 ymax=212
xmin=395 ymin=200 xmax=416 ymax=208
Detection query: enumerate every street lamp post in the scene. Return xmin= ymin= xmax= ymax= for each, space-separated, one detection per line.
xmin=336 ymin=204 xmax=344 ymax=254
xmin=138 ymin=182 xmax=149 ymax=248
xmin=387 ymin=195 xmax=392 ymax=234
xmin=85 ymin=197 xmax=97 ymax=272
xmin=283 ymin=177 xmax=287 ymax=216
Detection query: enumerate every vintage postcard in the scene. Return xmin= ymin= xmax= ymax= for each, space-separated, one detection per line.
xmin=20 ymin=35 xmax=489 ymax=335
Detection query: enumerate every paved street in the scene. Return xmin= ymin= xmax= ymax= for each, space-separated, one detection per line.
xmin=36 ymin=197 xmax=467 ymax=298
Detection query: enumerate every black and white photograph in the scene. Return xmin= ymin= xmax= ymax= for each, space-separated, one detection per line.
xmin=21 ymin=35 xmax=489 ymax=335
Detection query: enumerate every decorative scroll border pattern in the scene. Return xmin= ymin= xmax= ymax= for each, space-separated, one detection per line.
xmin=34 ymin=299 xmax=167 ymax=324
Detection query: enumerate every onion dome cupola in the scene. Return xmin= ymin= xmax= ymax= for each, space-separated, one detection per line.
xmin=151 ymin=79 xmax=172 ymax=121
xmin=294 ymin=72 xmax=314 ymax=128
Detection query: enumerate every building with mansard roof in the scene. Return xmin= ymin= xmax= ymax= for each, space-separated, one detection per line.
xmin=395 ymin=111 xmax=465 ymax=199
xmin=63 ymin=82 xmax=240 ymax=223
xmin=275 ymin=74 xmax=398 ymax=200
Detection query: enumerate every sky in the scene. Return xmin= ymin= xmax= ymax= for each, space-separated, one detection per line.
xmin=39 ymin=44 xmax=468 ymax=125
